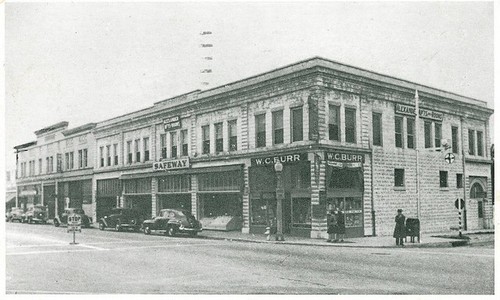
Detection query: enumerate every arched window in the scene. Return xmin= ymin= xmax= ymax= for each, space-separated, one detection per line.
xmin=470 ymin=182 xmax=486 ymax=199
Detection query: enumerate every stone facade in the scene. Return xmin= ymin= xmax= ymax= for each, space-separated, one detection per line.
xmin=14 ymin=57 xmax=493 ymax=237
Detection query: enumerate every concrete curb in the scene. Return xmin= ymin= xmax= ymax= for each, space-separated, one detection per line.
xmin=197 ymin=235 xmax=469 ymax=248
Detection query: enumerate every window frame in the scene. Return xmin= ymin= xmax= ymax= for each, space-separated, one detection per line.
xmin=372 ymin=112 xmax=382 ymax=146
xmin=394 ymin=168 xmax=405 ymax=188
xmin=394 ymin=116 xmax=403 ymax=148
xmin=329 ymin=104 xmax=341 ymax=141
xmin=291 ymin=106 xmax=303 ymax=142
xmin=255 ymin=114 xmax=266 ymax=148
xmin=344 ymin=107 xmax=356 ymax=143
xmin=272 ymin=110 xmax=284 ymax=145
xmin=439 ymin=171 xmax=448 ymax=188
xmin=202 ymin=125 xmax=210 ymax=154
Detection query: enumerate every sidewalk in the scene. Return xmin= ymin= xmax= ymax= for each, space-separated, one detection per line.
xmin=198 ymin=229 xmax=494 ymax=248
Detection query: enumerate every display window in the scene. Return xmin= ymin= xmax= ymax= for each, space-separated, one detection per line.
xmin=199 ymin=194 xmax=242 ymax=218
xmin=327 ymin=197 xmax=362 ymax=228
xmin=291 ymin=197 xmax=311 ymax=228
xmin=250 ymin=193 xmax=276 ymax=226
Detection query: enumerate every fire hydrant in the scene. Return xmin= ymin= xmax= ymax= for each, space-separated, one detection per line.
xmin=264 ymin=227 xmax=271 ymax=241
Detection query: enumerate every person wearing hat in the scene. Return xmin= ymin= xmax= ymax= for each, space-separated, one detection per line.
xmin=393 ymin=209 xmax=406 ymax=246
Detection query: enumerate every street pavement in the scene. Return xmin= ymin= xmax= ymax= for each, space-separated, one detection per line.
xmin=5 ymin=222 xmax=494 ymax=294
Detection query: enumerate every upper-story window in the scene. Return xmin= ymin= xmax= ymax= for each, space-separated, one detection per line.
xmin=65 ymin=153 xmax=70 ymax=170
xmin=228 ymin=120 xmax=237 ymax=151
xmin=291 ymin=106 xmax=303 ymax=142
xmin=49 ymin=156 xmax=53 ymax=173
xmin=144 ymin=137 xmax=150 ymax=161
xmin=215 ymin=123 xmax=223 ymax=153
xmin=372 ymin=113 xmax=382 ymax=146
xmin=407 ymin=118 xmax=415 ymax=149
xmin=181 ymin=129 xmax=189 ymax=156
xmin=202 ymin=125 xmax=210 ymax=154
xmin=329 ymin=105 xmax=340 ymax=141
xmin=468 ymin=129 xmax=475 ymax=155
xmin=99 ymin=147 xmax=104 ymax=167
xmin=477 ymin=131 xmax=484 ymax=156
xmin=38 ymin=158 xmax=42 ymax=175
xmin=395 ymin=116 xmax=403 ymax=148
xmin=106 ymin=145 xmax=111 ymax=166
xmin=135 ymin=139 xmax=141 ymax=162
xmin=424 ymin=121 xmax=432 ymax=148
xmin=345 ymin=107 xmax=356 ymax=143
xmin=272 ymin=110 xmax=284 ymax=145
xmin=170 ymin=132 xmax=177 ymax=158
xmin=160 ymin=134 xmax=167 ymax=159
xmin=127 ymin=141 xmax=132 ymax=164
xmin=113 ymin=144 xmax=118 ymax=165
xmin=78 ymin=150 xmax=83 ymax=168
xmin=452 ymin=126 xmax=459 ymax=154
xmin=434 ymin=123 xmax=442 ymax=148
xmin=46 ymin=157 xmax=50 ymax=173
xmin=255 ymin=114 xmax=266 ymax=148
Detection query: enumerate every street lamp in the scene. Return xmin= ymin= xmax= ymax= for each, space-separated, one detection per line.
xmin=274 ymin=160 xmax=285 ymax=241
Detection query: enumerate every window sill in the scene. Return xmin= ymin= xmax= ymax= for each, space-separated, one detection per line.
xmin=439 ymin=188 xmax=449 ymax=191
xmin=393 ymin=186 xmax=406 ymax=191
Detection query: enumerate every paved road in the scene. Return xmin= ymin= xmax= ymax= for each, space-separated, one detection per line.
xmin=5 ymin=222 xmax=494 ymax=294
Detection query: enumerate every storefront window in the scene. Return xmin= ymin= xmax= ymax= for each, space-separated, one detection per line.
xmin=327 ymin=197 xmax=362 ymax=228
xmin=290 ymin=163 xmax=310 ymax=189
xmin=158 ymin=175 xmax=190 ymax=193
xmin=292 ymin=197 xmax=311 ymax=228
xmin=328 ymin=167 xmax=362 ymax=189
xmin=200 ymin=194 xmax=242 ymax=218
xmin=198 ymin=171 xmax=241 ymax=192
xmin=250 ymin=194 xmax=276 ymax=226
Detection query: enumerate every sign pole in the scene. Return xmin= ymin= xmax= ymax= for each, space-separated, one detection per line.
xmin=458 ymin=199 xmax=462 ymax=238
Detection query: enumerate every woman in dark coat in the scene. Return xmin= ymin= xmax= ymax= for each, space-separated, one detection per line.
xmin=326 ymin=206 xmax=336 ymax=242
xmin=393 ymin=209 xmax=406 ymax=246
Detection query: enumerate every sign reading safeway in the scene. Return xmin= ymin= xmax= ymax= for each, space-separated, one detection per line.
xmin=153 ymin=158 xmax=190 ymax=171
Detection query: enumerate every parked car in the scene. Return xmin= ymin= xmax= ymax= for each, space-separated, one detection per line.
xmin=142 ymin=208 xmax=202 ymax=237
xmin=24 ymin=205 xmax=48 ymax=224
xmin=53 ymin=208 xmax=92 ymax=228
xmin=6 ymin=207 xmax=25 ymax=222
xmin=98 ymin=208 xmax=144 ymax=232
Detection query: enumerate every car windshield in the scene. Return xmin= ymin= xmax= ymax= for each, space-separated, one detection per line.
xmin=72 ymin=209 xmax=85 ymax=214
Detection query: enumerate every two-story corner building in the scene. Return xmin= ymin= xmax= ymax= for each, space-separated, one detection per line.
xmin=14 ymin=57 xmax=494 ymax=238
xmin=14 ymin=121 xmax=96 ymax=220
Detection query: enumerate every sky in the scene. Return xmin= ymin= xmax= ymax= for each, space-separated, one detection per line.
xmin=4 ymin=1 xmax=495 ymax=170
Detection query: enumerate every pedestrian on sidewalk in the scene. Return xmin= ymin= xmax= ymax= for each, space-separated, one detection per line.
xmin=393 ymin=209 xmax=406 ymax=247
xmin=326 ymin=205 xmax=336 ymax=242
xmin=336 ymin=208 xmax=346 ymax=242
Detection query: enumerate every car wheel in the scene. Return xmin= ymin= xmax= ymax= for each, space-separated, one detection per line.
xmin=28 ymin=217 xmax=33 ymax=224
xmin=99 ymin=222 xmax=105 ymax=231
xmin=144 ymin=226 xmax=151 ymax=235
xmin=115 ymin=223 xmax=121 ymax=232
xmin=54 ymin=220 xmax=60 ymax=227
xmin=167 ymin=226 xmax=177 ymax=237
xmin=189 ymin=231 xmax=198 ymax=237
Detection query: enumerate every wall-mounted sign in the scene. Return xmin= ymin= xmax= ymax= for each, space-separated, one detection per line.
xmin=153 ymin=158 xmax=190 ymax=171
xmin=325 ymin=152 xmax=364 ymax=163
xmin=251 ymin=153 xmax=308 ymax=166
xmin=164 ymin=116 xmax=181 ymax=131
xmin=395 ymin=103 xmax=444 ymax=121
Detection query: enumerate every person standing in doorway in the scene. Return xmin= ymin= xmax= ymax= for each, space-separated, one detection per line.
xmin=393 ymin=209 xmax=406 ymax=246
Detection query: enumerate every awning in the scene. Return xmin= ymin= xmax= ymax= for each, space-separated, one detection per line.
xmin=6 ymin=192 xmax=16 ymax=204
xmin=120 ymin=164 xmax=243 ymax=180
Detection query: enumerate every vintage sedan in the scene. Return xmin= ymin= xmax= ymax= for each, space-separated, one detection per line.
xmin=53 ymin=208 xmax=92 ymax=228
xmin=98 ymin=208 xmax=144 ymax=232
xmin=24 ymin=205 xmax=48 ymax=224
xmin=142 ymin=208 xmax=202 ymax=237
xmin=6 ymin=207 xmax=25 ymax=222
